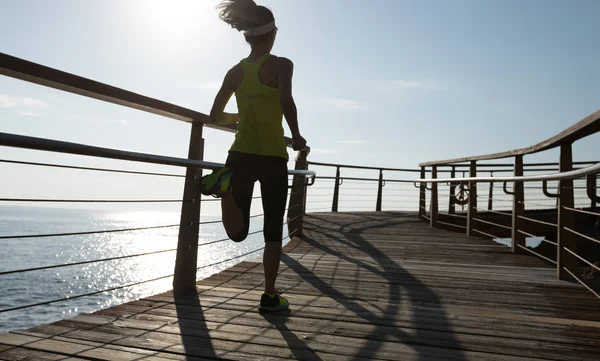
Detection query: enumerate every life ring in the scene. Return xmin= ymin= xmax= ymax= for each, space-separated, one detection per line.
xmin=454 ymin=181 xmax=470 ymax=206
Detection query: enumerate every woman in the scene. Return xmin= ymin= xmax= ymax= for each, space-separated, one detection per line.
xmin=198 ymin=0 xmax=307 ymax=312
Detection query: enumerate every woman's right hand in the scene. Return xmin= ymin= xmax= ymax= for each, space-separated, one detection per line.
xmin=292 ymin=134 xmax=307 ymax=151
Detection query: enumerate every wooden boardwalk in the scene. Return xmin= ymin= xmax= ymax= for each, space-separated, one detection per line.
xmin=1 ymin=212 xmax=600 ymax=360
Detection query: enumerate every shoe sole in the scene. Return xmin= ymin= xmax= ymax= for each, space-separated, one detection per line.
xmin=199 ymin=169 xmax=231 ymax=196
xmin=258 ymin=305 xmax=290 ymax=312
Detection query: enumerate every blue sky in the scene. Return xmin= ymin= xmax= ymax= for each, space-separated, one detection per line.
xmin=1 ymin=0 xmax=599 ymax=213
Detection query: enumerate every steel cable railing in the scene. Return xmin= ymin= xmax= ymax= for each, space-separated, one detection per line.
xmin=0 ymin=223 xmax=180 ymax=240
xmin=0 ymin=158 xmax=185 ymax=177
xmin=0 ymin=220 xmax=274 ymax=276
xmin=0 ymin=232 xmax=294 ymax=314
xmin=0 ymin=197 xmax=297 ymax=304
xmin=0 ymin=198 xmax=188 ymax=203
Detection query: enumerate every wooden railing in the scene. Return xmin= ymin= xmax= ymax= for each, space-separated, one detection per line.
xmin=0 ymin=51 xmax=314 ymax=312
xmin=418 ymin=110 xmax=600 ymax=297
xmin=306 ymin=162 xmax=422 ymax=213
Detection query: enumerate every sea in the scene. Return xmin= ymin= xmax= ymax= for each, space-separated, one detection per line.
xmin=0 ymin=205 xmax=275 ymax=333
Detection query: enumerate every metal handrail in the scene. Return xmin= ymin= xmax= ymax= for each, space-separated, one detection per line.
xmin=0 ymin=158 xmax=185 ymax=177
xmin=308 ymin=161 xmax=423 ymax=173
xmin=416 ymin=162 xmax=600 ymax=184
xmin=0 ymin=132 xmax=316 ymax=178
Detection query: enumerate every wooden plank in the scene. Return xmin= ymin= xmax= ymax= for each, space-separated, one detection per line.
xmin=193 ymin=273 xmax=600 ymax=316
xmin=93 ymin=292 xmax=600 ymax=347
xmin=29 ymin=299 xmax=599 ymax=361
xmin=0 ymin=347 xmax=88 ymax=360
xmin=28 ymin=320 xmax=558 ymax=361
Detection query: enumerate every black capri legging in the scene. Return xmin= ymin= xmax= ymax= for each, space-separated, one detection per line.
xmin=225 ymin=151 xmax=288 ymax=242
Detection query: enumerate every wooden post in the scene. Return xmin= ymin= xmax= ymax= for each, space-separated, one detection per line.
xmin=332 ymin=166 xmax=340 ymax=212
xmin=557 ymin=143 xmax=576 ymax=280
xmin=288 ymin=150 xmax=309 ymax=238
xmin=173 ymin=122 xmax=204 ymax=294
xmin=512 ymin=155 xmax=525 ymax=253
xmin=376 ymin=169 xmax=383 ymax=212
xmin=449 ymin=166 xmax=456 ymax=214
xmin=430 ymin=166 xmax=439 ymax=227
xmin=461 ymin=171 xmax=467 ymax=212
xmin=488 ymin=172 xmax=494 ymax=211
xmin=589 ymin=174 xmax=598 ymax=209
xmin=419 ymin=167 xmax=426 ymax=220
xmin=466 ymin=161 xmax=477 ymax=236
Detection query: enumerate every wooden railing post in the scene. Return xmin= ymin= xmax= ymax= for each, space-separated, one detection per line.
xmin=449 ymin=166 xmax=456 ymax=214
xmin=173 ymin=122 xmax=204 ymax=293
xmin=589 ymin=174 xmax=598 ymax=209
xmin=419 ymin=167 xmax=426 ymax=220
xmin=430 ymin=166 xmax=439 ymax=227
xmin=488 ymin=172 xmax=494 ymax=211
xmin=376 ymin=169 xmax=383 ymax=212
xmin=332 ymin=166 xmax=340 ymax=212
xmin=512 ymin=155 xmax=525 ymax=253
xmin=466 ymin=161 xmax=477 ymax=236
xmin=288 ymin=150 xmax=309 ymax=238
xmin=557 ymin=143 xmax=577 ymax=280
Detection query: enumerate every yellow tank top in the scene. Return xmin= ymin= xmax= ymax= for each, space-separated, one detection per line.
xmin=229 ymin=53 xmax=288 ymax=161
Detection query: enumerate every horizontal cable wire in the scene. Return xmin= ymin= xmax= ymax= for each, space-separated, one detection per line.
xmin=197 ymin=247 xmax=265 ymax=271
xmin=562 ymin=267 xmax=600 ymax=299
xmin=516 ymin=229 xmax=557 ymax=246
xmin=0 ymin=224 xmax=180 ymax=240
xmin=0 ymin=198 xmax=187 ymax=203
xmin=564 ymin=247 xmax=600 ymax=273
xmin=438 ymin=212 xmax=467 ymax=219
xmin=2 ymin=223 xmax=271 ymax=276
xmin=199 ymin=217 xmax=297 ymax=247
xmin=438 ymin=221 xmax=466 ymax=229
xmin=476 ymin=196 xmax=512 ymax=203
xmin=473 ymin=207 xmax=512 ymax=217
xmin=0 ymin=273 xmax=177 ymax=313
xmin=562 ymin=207 xmax=600 ymax=217
xmin=0 ymin=214 xmax=266 ymax=240
xmin=197 ymin=230 xmax=262 ymax=247
xmin=0 ymin=248 xmax=178 ymax=276
xmin=338 ymin=194 xmax=376 ymax=197
xmin=0 ymin=158 xmax=185 ymax=177
xmin=0 ymin=233 xmax=294 ymax=313
xmin=564 ymin=227 xmax=600 ymax=245
xmin=473 ymin=217 xmax=512 ymax=230
xmin=472 ymin=228 xmax=502 ymax=239
xmin=196 ymin=231 xmax=293 ymax=270
xmin=517 ymin=244 xmax=557 ymax=265
xmin=520 ymin=200 xmax=558 ymax=208
xmin=201 ymin=196 xmax=262 ymax=202
xmin=517 ymin=215 xmax=557 ymax=228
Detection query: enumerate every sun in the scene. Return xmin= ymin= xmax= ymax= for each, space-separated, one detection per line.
xmin=134 ymin=0 xmax=216 ymax=43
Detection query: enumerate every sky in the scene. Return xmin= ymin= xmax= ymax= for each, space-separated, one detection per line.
xmin=1 ymin=0 xmax=599 ymax=214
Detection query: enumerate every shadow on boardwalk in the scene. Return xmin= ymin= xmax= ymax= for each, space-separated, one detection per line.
xmin=283 ymin=212 xmax=467 ymax=361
